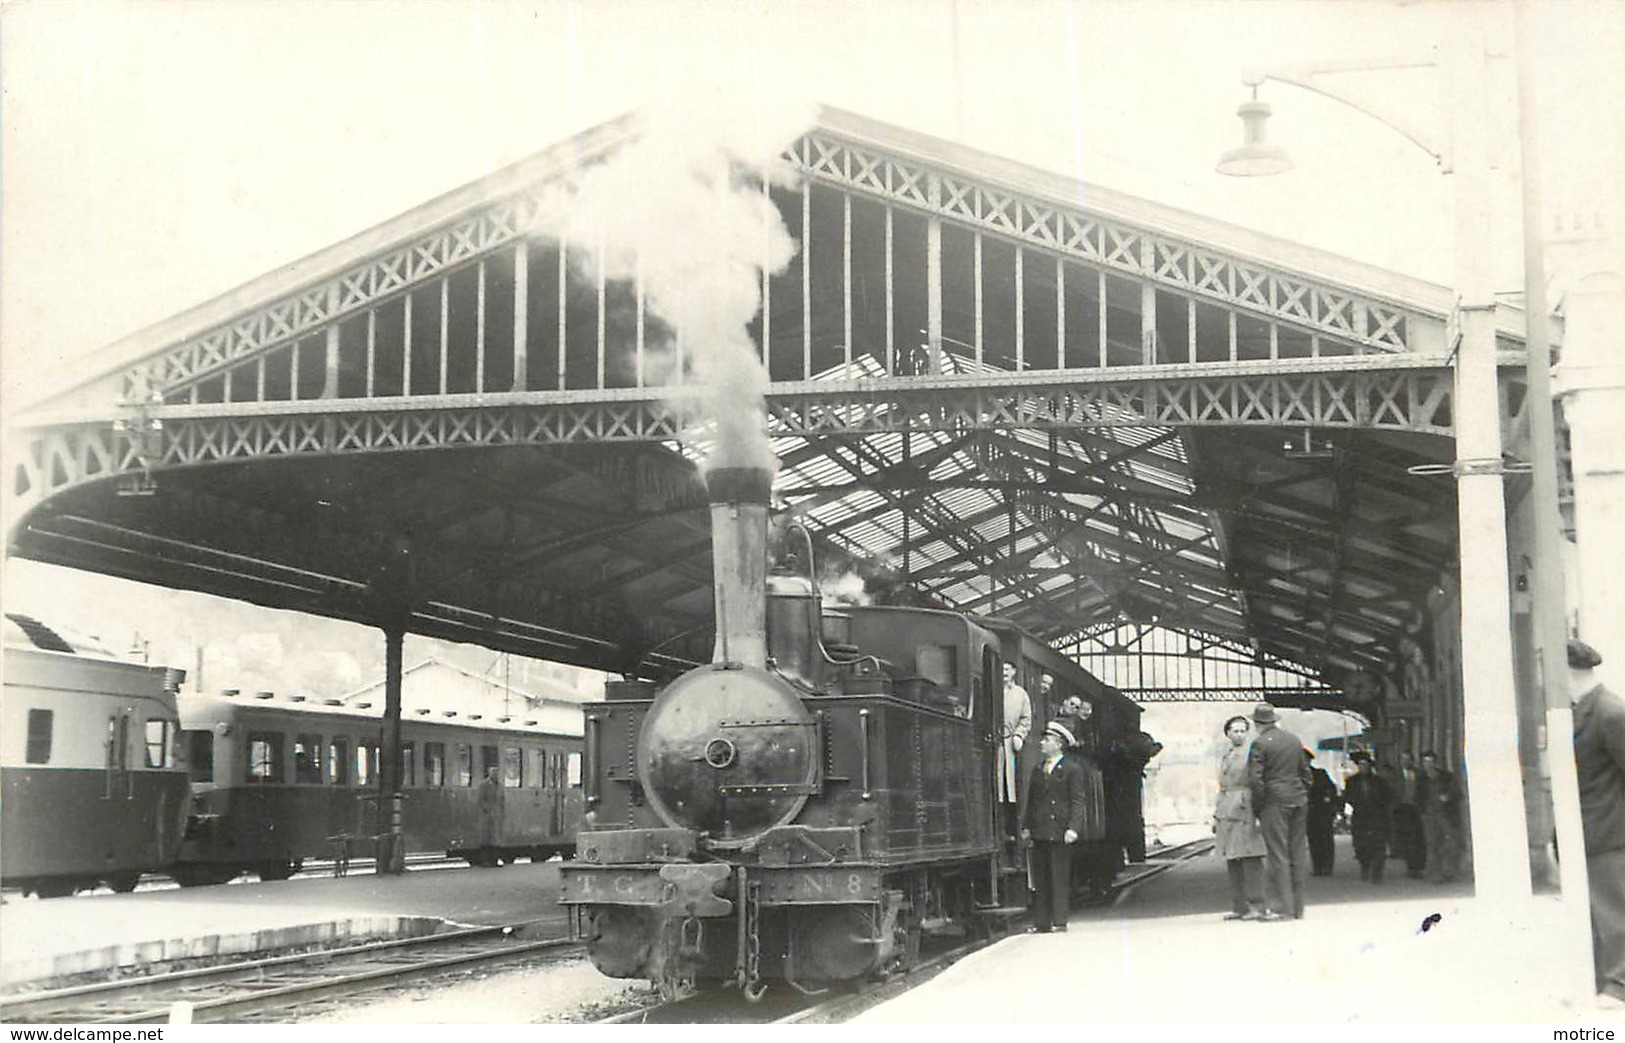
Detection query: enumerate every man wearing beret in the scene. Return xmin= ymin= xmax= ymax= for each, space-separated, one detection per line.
xmin=1570 ymin=638 xmax=1625 ymax=1007
xmin=1247 ymin=702 xmax=1312 ymax=921
xmin=1021 ymin=720 xmax=1086 ymax=933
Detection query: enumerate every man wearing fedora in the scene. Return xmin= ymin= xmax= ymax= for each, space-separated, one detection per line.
xmin=1570 ymin=637 xmax=1625 ymax=1007
xmin=1247 ymin=701 xmax=1312 ymax=921
xmin=1021 ymin=720 xmax=1086 ymax=933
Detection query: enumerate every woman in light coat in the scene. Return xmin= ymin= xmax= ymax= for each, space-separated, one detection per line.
xmin=1214 ymin=715 xmax=1267 ymax=920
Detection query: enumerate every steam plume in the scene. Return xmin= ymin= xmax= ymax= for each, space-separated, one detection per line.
xmin=561 ymin=93 xmax=815 ymax=475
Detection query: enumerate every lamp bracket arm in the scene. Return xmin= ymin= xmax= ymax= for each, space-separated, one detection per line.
xmin=1246 ymin=54 xmax=1449 ymax=170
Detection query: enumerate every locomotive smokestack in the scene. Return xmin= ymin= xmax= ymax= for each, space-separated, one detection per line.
xmin=706 ymin=465 xmax=773 ymax=667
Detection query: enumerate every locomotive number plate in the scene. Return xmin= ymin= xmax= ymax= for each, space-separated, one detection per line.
xmin=757 ymin=866 xmax=882 ymax=906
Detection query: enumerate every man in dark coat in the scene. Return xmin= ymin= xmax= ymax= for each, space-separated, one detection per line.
xmin=1021 ymin=721 xmax=1086 ymax=933
xmin=1343 ymin=750 xmax=1394 ymax=883
xmin=1570 ymin=638 xmax=1625 ymax=1006
xmin=1305 ymin=750 xmax=1339 ymax=877
xmin=1247 ymin=702 xmax=1312 ymax=920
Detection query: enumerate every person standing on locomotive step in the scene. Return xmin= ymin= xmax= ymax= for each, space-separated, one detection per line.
xmin=1247 ymin=702 xmax=1312 ymax=921
xmin=1213 ymin=715 xmax=1266 ymax=921
xmin=1021 ymin=720 xmax=1086 ymax=933
xmin=1568 ymin=638 xmax=1625 ymax=1007
xmin=1000 ymin=663 xmax=1033 ymax=834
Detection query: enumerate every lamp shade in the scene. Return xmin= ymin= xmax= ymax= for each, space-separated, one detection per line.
xmin=1216 ymin=98 xmax=1293 ymax=177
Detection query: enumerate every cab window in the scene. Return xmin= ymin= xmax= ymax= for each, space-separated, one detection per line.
xmin=26 ymin=709 xmax=53 ymax=764
xmin=144 ymin=719 xmax=172 ymax=768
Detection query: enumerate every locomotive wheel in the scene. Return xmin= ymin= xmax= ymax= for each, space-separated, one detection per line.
xmin=106 ymin=873 xmax=141 ymax=893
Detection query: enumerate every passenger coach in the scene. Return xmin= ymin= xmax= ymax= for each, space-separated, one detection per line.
xmin=175 ymin=690 xmax=583 ymax=883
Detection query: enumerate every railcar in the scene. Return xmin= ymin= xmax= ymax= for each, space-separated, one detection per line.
xmin=0 ymin=613 xmax=190 ymax=897
xmin=174 ymin=691 xmax=583 ymax=884
xmin=560 ymin=465 xmax=1146 ymax=998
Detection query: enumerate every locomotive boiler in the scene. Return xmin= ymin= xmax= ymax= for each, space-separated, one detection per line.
xmin=559 ymin=464 xmax=1007 ymax=997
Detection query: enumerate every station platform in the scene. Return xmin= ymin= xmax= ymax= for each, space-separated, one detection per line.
xmin=0 ymin=862 xmax=569 ymax=989
xmin=860 ymin=835 xmax=1618 ymax=1025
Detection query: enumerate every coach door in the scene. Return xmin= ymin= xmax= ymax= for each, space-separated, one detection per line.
xmin=105 ymin=709 xmax=134 ymax=800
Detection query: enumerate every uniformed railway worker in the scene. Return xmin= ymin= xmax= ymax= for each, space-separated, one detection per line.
xmin=1021 ymin=720 xmax=1086 ymax=933
xmin=1569 ymin=637 xmax=1625 ymax=1007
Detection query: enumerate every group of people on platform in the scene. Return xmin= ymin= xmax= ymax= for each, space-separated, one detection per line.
xmin=1212 ymin=702 xmax=1466 ymax=923
xmin=1204 ymin=638 xmax=1624 ymax=1011
xmin=999 ymin=663 xmax=1158 ymax=934
xmin=994 ymin=637 xmax=1625 ymax=1008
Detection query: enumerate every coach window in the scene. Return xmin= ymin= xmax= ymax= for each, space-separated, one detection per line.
xmin=26 ymin=709 xmax=53 ymax=764
xmin=294 ymin=734 xmax=322 ymax=784
xmin=525 ymin=747 xmax=544 ymax=789
xmin=503 ymin=747 xmax=522 ymax=788
xmin=185 ymin=731 xmax=215 ymax=783
xmin=455 ymin=744 xmax=473 ymax=787
xmin=424 ymin=742 xmax=445 ymax=787
xmin=481 ymin=745 xmax=499 ymax=779
xmin=398 ymin=743 xmax=416 ymax=787
xmin=247 ymin=732 xmax=284 ymax=784
xmin=355 ymin=740 xmax=378 ymax=786
xmin=329 ymin=738 xmax=350 ymax=785
xmin=567 ymin=751 xmax=582 ymax=788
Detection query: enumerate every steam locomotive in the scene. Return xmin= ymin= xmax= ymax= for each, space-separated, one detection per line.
xmin=559 ymin=465 xmax=1149 ymax=997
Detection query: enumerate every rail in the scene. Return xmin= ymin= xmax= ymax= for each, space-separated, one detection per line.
xmin=1 ymin=923 xmax=579 ymax=1024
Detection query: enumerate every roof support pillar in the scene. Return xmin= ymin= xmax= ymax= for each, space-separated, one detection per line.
xmin=371 ymin=532 xmax=414 ymax=875
xmin=377 ymin=621 xmax=407 ymax=874
xmin=1449 ymin=16 xmax=1532 ymax=906
xmin=512 ymin=240 xmax=529 ymax=391
xmin=927 ymin=216 xmax=943 ymax=375
xmin=323 ymin=326 xmax=340 ymax=399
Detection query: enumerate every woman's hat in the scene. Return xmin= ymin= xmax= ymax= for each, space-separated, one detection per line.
xmin=1045 ymin=720 xmax=1077 ymax=747
xmin=1251 ymin=702 xmax=1279 ymax=724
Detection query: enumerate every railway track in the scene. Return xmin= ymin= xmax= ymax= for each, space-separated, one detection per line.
xmin=596 ymin=838 xmax=1215 ymax=1025
xmin=1 ymin=923 xmax=579 ymax=1024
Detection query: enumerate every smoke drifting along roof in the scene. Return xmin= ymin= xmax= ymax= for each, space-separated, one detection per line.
xmin=560 ymin=94 xmax=815 ymax=475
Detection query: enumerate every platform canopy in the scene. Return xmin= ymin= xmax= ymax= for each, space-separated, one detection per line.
xmin=7 ymin=107 xmax=1541 ymax=704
